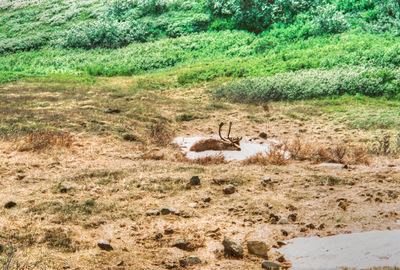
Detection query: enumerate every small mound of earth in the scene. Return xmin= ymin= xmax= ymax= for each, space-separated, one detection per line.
xmin=278 ymin=230 xmax=400 ymax=269
xmin=173 ymin=136 xmax=285 ymax=161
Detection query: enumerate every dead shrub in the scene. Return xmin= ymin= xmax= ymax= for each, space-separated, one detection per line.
xmin=243 ymin=145 xmax=289 ymax=166
xmin=287 ymin=139 xmax=370 ymax=165
xmin=344 ymin=145 xmax=370 ymax=165
xmin=190 ymin=153 xmax=226 ymax=165
xmin=149 ymin=121 xmax=173 ymax=146
xmin=17 ymin=130 xmax=74 ymax=152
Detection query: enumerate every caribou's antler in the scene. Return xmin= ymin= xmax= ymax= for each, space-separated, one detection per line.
xmin=218 ymin=122 xmax=228 ymax=141
xmin=218 ymin=122 xmax=242 ymax=146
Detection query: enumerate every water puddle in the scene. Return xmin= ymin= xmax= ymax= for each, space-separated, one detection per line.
xmin=278 ymin=230 xmax=400 ymax=269
xmin=173 ymin=136 xmax=284 ymax=161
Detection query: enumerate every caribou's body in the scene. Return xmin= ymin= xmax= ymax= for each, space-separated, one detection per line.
xmin=189 ymin=122 xmax=242 ymax=152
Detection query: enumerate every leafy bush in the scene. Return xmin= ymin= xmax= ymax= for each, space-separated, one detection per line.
xmin=311 ymin=5 xmax=350 ymax=35
xmin=58 ymin=20 xmax=151 ymax=49
xmin=206 ymin=0 xmax=313 ymax=33
xmin=213 ymin=67 xmax=400 ymax=103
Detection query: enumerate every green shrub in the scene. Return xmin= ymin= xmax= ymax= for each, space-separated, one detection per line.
xmin=0 ymin=72 xmax=24 ymax=83
xmin=213 ymin=67 xmax=398 ymax=103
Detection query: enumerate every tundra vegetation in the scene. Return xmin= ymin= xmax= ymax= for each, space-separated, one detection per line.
xmin=2 ymin=0 xmax=400 ymax=269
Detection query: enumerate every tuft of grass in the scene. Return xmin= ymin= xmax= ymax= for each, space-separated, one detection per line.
xmin=243 ymin=146 xmax=289 ymax=166
xmin=17 ymin=130 xmax=74 ymax=152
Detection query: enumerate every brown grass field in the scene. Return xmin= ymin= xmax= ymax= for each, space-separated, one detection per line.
xmin=1 ymin=75 xmax=400 ymax=269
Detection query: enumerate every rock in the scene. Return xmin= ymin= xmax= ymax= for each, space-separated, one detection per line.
xmin=317 ymin=223 xmax=325 ymax=230
xmin=277 ymin=255 xmax=286 ymax=262
xmin=4 ymin=201 xmax=17 ymax=209
xmin=338 ymin=201 xmax=348 ymax=211
xmin=300 ymin=227 xmax=307 ymax=232
xmin=164 ymin=228 xmax=174 ymax=235
xmin=288 ymin=213 xmax=297 ymax=222
xmin=189 ymin=176 xmax=201 ymax=186
xmin=161 ymin=207 xmax=177 ymax=215
xmin=146 ymin=209 xmax=159 ymax=216
xmin=117 ymin=261 xmax=124 ymax=266
xmin=247 ymin=241 xmax=268 ymax=259
xmin=189 ymin=203 xmax=197 ymax=208
xmin=286 ymin=204 xmax=297 ymax=211
xmin=306 ymin=223 xmax=315 ymax=229
xmin=316 ymin=163 xmax=345 ymax=168
xmin=155 ymin=233 xmax=163 ymax=240
xmin=104 ymin=108 xmax=121 ymax=114
xmin=223 ymin=185 xmax=236 ymax=195
xmin=261 ymin=261 xmax=280 ymax=269
xmin=259 ymin=132 xmax=268 ymax=139
xmin=260 ymin=177 xmax=272 ymax=187
xmin=222 ymin=237 xmax=243 ymax=258
xmin=203 ymin=197 xmax=211 ymax=202
xmin=122 ymin=133 xmax=138 ymax=141
xmin=97 ymin=239 xmax=113 ymax=251
xmin=179 ymin=256 xmax=201 ymax=267
xmin=277 ymin=218 xmax=289 ymax=225
xmin=62 ymin=266 xmax=70 ymax=269
xmin=281 ymin=230 xmax=288 ymax=236
xmin=172 ymin=239 xmax=190 ymax=251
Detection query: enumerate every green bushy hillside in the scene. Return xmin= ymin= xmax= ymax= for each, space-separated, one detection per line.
xmin=2 ymin=0 xmax=400 ymax=101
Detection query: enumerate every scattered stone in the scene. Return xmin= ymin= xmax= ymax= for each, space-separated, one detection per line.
xmin=189 ymin=203 xmax=197 ymax=208
xmin=161 ymin=207 xmax=177 ymax=215
xmin=104 ymin=108 xmax=121 ymax=114
xmin=338 ymin=201 xmax=349 ymax=211
xmin=277 ymin=241 xmax=286 ymax=247
xmin=223 ymin=185 xmax=236 ymax=195
xmin=155 ymin=233 xmax=163 ymax=240
xmin=375 ymin=197 xmax=383 ymax=203
xmin=173 ymin=239 xmax=190 ymax=251
xmin=269 ymin=214 xmax=279 ymax=224
xmin=222 ymin=237 xmax=243 ymax=258
xmin=189 ymin=176 xmax=201 ymax=186
xmin=165 ymin=264 xmax=178 ymax=269
xmin=277 ymin=218 xmax=289 ymax=225
xmin=203 ymin=197 xmax=211 ymax=202
xmin=164 ymin=228 xmax=174 ymax=235
xmin=62 ymin=266 xmax=70 ymax=269
xmin=300 ymin=227 xmax=307 ymax=232
xmin=97 ymin=239 xmax=113 ymax=251
xmin=317 ymin=223 xmax=325 ymax=230
xmin=316 ymin=163 xmax=345 ymax=168
xmin=261 ymin=261 xmax=280 ymax=270
xmin=247 ymin=241 xmax=268 ymax=259
xmin=259 ymin=132 xmax=268 ymax=139
xmin=281 ymin=230 xmax=288 ymax=236
xmin=306 ymin=223 xmax=315 ymax=229
xmin=304 ymin=183 xmax=310 ymax=188
xmin=117 ymin=261 xmax=124 ymax=266
xmin=179 ymin=256 xmax=201 ymax=267
xmin=122 ymin=133 xmax=138 ymax=141
xmin=4 ymin=201 xmax=17 ymax=209
xmin=277 ymin=255 xmax=286 ymax=263
xmin=286 ymin=204 xmax=297 ymax=211
xmin=288 ymin=213 xmax=297 ymax=222
xmin=146 ymin=209 xmax=159 ymax=216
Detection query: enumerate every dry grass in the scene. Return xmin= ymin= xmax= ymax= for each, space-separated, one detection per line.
xmin=243 ymin=146 xmax=289 ymax=166
xmin=16 ymin=130 xmax=74 ymax=152
xmin=286 ymin=139 xmax=370 ymax=165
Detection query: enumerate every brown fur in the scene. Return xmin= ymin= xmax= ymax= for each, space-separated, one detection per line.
xmin=189 ymin=138 xmax=241 ymax=152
